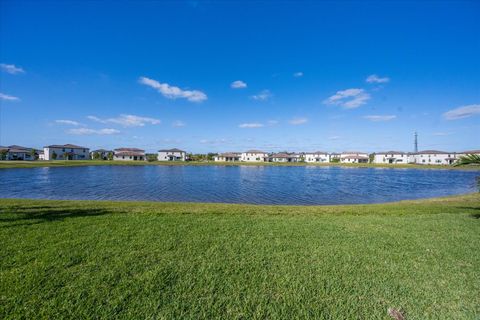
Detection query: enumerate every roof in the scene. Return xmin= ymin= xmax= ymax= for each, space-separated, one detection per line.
xmin=45 ymin=144 xmax=87 ymax=149
xmin=376 ymin=151 xmax=407 ymax=155
xmin=158 ymin=148 xmax=185 ymax=153
xmin=343 ymin=155 xmax=369 ymax=160
xmin=342 ymin=151 xmax=368 ymax=155
xmin=218 ymin=152 xmax=241 ymax=157
xmin=114 ymin=147 xmax=145 ymax=152
xmin=244 ymin=149 xmax=267 ymax=154
xmin=461 ymin=150 xmax=480 ymax=154
xmin=414 ymin=150 xmax=449 ymax=155
xmin=91 ymin=149 xmax=112 ymax=153
xmin=114 ymin=151 xmax=145 ymax=157
xmin=305 ymin=151 xmax=328 ymax=155
xmin=271 ymin=153 xmax=292 ymax=158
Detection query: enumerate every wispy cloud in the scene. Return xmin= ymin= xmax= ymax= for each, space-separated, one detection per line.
xmin=172 ymin=120 xmax=186 ymax=127
xmin=366 ymin=74 xmax=390 ymax=83
xmin=289 ymin=117 xmax=308 ymax=125
xmin=239 ymin=123 xmax=264 ymax=128
xmin=432 ymin=132 xmax=453 ymax=136
xmin=363 ymin=115 xmax=397 ymax=122
xmin=55 ymin=119 xmax=81 ymax=126
xmin=0 ymin=93 xmax=20 ymax=101
xmin=230 ymin=80 xmax=247 ymax=89
xmin=293 ymin=72 xmax=303 ymax=78
xmin=88 ymin=114 xmax=161 ymax=127
xmin=324 ymin=88 xmax=370 ymax=109
xmin=139 ymin=76 xmax=207 ymax=102
xmin=0 ymin=63 xmax=25 ymax=75
xmin=199 ymin=138 xmax=228 ymax=145
xmin=443 ymin=104 xmax=480 ymax=120
xmin=267 ymin=120 xmax=279 ymax=126
xmin=67 ymin=128 xmax=120 ymax=135
xmin=328 ymin=136 xmax=340 ymax=140
xmin=251 ymin=90 xmax=272 ymax=101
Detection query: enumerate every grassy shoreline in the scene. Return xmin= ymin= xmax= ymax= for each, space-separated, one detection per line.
xmin=1 ymin=159 xmax=479 ymax=170
xmin=1 ymin=194 xmax=479 ymax=318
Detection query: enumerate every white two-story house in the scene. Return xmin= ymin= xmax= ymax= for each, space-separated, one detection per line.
xmin=340 ymin=151 xmax=369 ymax=163
xmin=43 ymin=144 xmax=90 ymax=160
xmin=241 ymin=150 xmax=269 ymax=162
xmin=374 ymin=151 xmax=408 ymax=164
xmin=113 ymin=148 xmax=145 ymax=161
xmin=304 ymin=151 xmax=330 ymax=163
xmin=158 ymin=148 xmax=186 ymax=161
xmin=409 ymin=150 xmax=458 ymax=165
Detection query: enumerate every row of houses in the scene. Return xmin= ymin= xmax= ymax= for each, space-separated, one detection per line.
xmin=1 ymin=144 xmax=479 ymax=165
xmin=0 ymin=144 xmax=187 ymax=162
xmin=214 ymin=150 xmax=480 ymax=165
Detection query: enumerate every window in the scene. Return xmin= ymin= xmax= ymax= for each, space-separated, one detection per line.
xmin=62 ymin=148 xmax=65 ymax=152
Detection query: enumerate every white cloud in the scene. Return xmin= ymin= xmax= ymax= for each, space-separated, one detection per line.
xmin=443 ymin=104 xmax=480 ymax=120
xmin=0 ymin=63 xmax=25 ymax=74
xmin=251 ymin=90 xmax=272 ymax=101
xmin=363 ymin=115 xmax=397 ymax=122
xmin=88 ymin=114 xmax=161 ymax=127
xmin=0 ymin=93 xmax=20 ymax=101
xmin=199 ymin=138 xmax=227 ymax=145
xmin=139 ymin=76 xmax=207 ymax=102
xmin=55 ymin=120 xmax=81 ymax=126
xmin=289 ymin=117 xmax=308 ymax=125
xmin=172 ymin=120 xmax=186 ymax=127
xmin=239 ymin=123 xmax=264 ymax=128
xmin=231 ymin=80 xmax=247 ymax=89
xmin=366 ymin=74 xmax=390 ymax=83
xmin=293 ymin=72 xmax=303 ymax=78
xmin=67 ymin=128 xmax=120 ymax=135
xmin=267 ymin=120 xmax=279 ymax=126
xmin=324 ymin=88 xmax=370 ymax=109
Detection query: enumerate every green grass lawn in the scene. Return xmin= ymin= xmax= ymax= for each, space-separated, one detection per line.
xmin=1 ymin=160 xmax=479 ymax=170
xmin=1 ymin=194 xmax=479 ymax=319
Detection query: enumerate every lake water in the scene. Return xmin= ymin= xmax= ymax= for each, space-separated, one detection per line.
xmin=0 ymin=165 xmax=478 ymax=205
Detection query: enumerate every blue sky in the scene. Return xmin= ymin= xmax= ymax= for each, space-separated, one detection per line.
xmin=0 ymin=1 xmax=479 ymax=153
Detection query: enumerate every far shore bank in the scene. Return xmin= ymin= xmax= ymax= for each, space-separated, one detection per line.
xmin=1 ymin=160 xmax=480 ymax=170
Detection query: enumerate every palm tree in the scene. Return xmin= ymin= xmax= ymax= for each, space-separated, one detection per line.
xmin=454 ymin=154 xmax=480 ymax=166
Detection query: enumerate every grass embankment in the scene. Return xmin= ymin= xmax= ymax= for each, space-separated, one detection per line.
xmin=1 ymin=160 xmax=479 ymax=170
xmin=1 ymin=194 xmax=479 ymax=319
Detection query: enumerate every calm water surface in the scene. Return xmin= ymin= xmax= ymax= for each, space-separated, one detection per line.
xmin=1 ymin=165 xmax=478 ymax=205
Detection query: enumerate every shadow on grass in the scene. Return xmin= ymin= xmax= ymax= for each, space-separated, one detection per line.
xmin=0 ymin=205 xmax=112 ymax=228
xmin=471 ymin=213 xmax=480 ymax=219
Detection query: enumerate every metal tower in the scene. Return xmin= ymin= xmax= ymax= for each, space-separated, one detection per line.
xmin=414 ymin=131 xmax=418 ymax=153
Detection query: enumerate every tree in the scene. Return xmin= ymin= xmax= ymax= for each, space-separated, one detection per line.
xmin=0 ymin=149 xmax=7 ymax=161
xmin=369 ymin=153 xmax=375 ymax=163
xmin=107 ymin=152 xmax=113 ymax=161
xmin=51 ymin=151 xmax=57 ymax=160
xmin=146 ymin=154 xmax=157 ymax=162
xmin=92 ymin=152 xmax=101 ymax=160
xmin=30 ymin=149 xmax=37 ymax=160
xmin=454 ymin=154 xmax=480 ymax=166
xmin=330 ymin=157 xmax=340 ymax=163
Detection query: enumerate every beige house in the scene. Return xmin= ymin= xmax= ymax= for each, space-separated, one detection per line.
xmin=340 ymin=151 xmax=369 ymax=163
xmin=113 ymin=148 xmax=145 ymax=161
xmin=214 ymin=152 xmax=241 ymax=162
xmin=43 ymin=144 xmax=90 ymax=160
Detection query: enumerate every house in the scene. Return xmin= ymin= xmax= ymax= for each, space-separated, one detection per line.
xmin=269 ymin=152 xmax=302 ymax=162
xmin=304 ymin=151 xmax=330 ymax=163
xmin=374 ymin=151 xmax=408 ymax=164
xmin=458 ymin=150 xmax=480 ymax=157
xmin=241 ymin=150 xmax=269 ymax=162
xmin=158 ymin=148 xmax=186 ymax=161
xmin=409 ymin=150 xmax=459 ymax=165
xmin=43 ymin=144 xmax=90 ymax=160
xmin=113 ymin=148 xmax=145 ymax=161
xmin=214 ymin=152 xmax=241 ymax=162
xmin=340 ymin=151 xmax=369 ymax=163
xmin=90 ymin=149 xmax=113 ymax=160
xmin=0 ymin=145 xmax=36 ymax=160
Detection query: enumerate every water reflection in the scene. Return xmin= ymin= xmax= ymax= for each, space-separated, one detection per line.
xmin=0 ymin=165 xmax=478 ymax=205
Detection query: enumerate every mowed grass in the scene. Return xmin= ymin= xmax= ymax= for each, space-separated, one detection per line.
xmin=1 ymin=160 xmax=480 ymax=170
xmin=1 ymin=195 xmax=479 ymax=319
